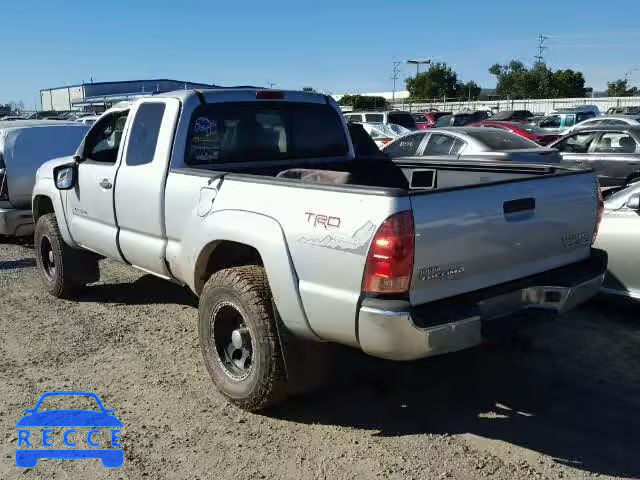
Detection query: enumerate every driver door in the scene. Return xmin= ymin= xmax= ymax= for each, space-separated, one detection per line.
xmin=552 ymin=131 xmax=598 ymax=170
xmin=65 ymin=109 xmax=130 ymax=259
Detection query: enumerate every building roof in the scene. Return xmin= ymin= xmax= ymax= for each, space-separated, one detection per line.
xmin=40 ymin=78 xmax=215 ymax=92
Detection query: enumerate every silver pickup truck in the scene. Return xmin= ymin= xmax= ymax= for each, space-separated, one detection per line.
xmin=32 ymin=89 xmax=606 ymax=411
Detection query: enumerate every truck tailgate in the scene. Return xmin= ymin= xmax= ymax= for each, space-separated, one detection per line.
xmin=409 ymin=171 xmax=598 ymax=305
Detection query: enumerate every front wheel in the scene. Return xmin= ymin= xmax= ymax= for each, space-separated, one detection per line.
xmin=198 ymin=266 xmax=288 ymax=411
xmin=34 ymin=214 xmax=99 ymax=298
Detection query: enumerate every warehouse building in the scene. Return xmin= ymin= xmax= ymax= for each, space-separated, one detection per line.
xmin=40 ymin=79 xmax=214 ymax=111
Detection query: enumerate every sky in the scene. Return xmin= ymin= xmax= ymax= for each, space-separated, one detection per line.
xmin=2 ymin=0 xmax=640 ymax=107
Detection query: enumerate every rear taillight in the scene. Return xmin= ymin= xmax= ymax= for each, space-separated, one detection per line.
xmin=593 ymin=182 xmax=604 ymax=244
xmin=0 ymin=168 xmax=7 ymax=201
xmin=363 ymin=211 xmax=415 ymax=294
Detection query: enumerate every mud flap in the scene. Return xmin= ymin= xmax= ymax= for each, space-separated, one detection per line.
xmin=273 ymin=303 xmax=332 ymax=395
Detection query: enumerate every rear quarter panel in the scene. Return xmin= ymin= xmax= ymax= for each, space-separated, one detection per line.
xmin=165 ymin=174 xmax=406 ymax=346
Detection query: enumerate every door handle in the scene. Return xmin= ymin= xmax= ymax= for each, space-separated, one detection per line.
xmin=99 ymin=179 xmax=112 ymax=189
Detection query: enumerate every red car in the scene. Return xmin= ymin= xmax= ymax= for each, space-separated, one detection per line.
xmin=469 ymin=121 xmax=560 ymax=146
xmin=412 ymin=111 xmax=451 ymax=130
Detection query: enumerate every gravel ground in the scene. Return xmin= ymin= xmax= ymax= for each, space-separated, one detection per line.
xmin=1 ymin=237 xmax=639 ymax=480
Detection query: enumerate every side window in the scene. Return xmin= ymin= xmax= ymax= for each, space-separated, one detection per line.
xmin=423 ymin=134 xmax=461 ymax=155
xmin=576 ymin=112 xmax=595 ymax=123
xmin=348 ymin=114 xmax=362 ymax=122
xmin=384 ymin=133 xmax=426 ymax=157
xmin=86 ymin=110 xmax=130 ymax=163
xmin=553 ymin=132 xmax=597 ymax=153
xmin=539 ymin=115 xmax=561 ymax=128
xmin=125 ymin=103 xmax=166 ymax=166
xmin=594 ymin=132 xmax=638 ymax=153
xmin=365 ymin=113 xmax=383 ymax=122
xmin=450 ymin=138 xmax=467 ymax=155
xmin=434 ymin=116 xmax=451 ymax=128
xmin=564 ymin=114 xmax=576 ymax=127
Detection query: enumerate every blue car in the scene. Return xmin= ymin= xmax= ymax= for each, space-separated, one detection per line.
xmin=15 ymin=391 xmax=123 ymax=468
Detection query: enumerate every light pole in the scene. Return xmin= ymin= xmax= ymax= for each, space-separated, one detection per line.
xmin=406 ymin=59 xmax=431 ymax=77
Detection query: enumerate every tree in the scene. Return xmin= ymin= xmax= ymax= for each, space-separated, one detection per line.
xmin=457 ymin=80 xmax=481 ymax=100
xmin=302 ymin=86 xmax=316 ymax=92
xmin=406 ymin=62 xmax=460 ymax=100
xmin=338 ymin=94 xmax=388 ymax=110
xmin=551 ymin=69 xmax=586 ymax=98
xmin=489 ymin=60 xmax=586 ymax=99
xmin=607 ymin=79 xmax=638 ymax=97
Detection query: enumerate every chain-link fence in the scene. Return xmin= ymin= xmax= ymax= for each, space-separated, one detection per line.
xmin=390 ymin=96 xmax=640 ymax=115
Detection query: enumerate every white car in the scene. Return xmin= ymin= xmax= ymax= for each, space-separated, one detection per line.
xmin=360 ymin=122 xmax=411 ymax=148
xmin=564 ymin=115 xmax=640 ymax=135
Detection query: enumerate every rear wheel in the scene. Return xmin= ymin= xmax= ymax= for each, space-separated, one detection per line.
xmin=34 ymin=214 xmax=99 ymax=298
xmin=198 ymin=266 xmax=287 ymax=411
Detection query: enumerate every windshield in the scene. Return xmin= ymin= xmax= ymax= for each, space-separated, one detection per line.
xmin=368 ymin=123 xmax=400 ymax=138
xmin=386 ymin=123 xmax=412 ymax=135
xmin=467 ymin=130 xmax=540 ymax=150
xmin=387 ymin=112 xmax=416 ymax=129
xmin=185 ymin=102 xmax=348 ymax=165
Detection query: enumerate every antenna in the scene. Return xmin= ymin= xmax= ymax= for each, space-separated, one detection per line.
xmin=391 ymin=61 xmax=402 ymax=102
xmin=534 ymin=34 xmax=548 ymax=64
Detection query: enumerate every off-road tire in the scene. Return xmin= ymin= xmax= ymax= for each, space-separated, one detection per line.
xmin=198 ymin=266 xmax=288 ymax=411
xmin=34 ymin=214 xmax=99 ymax=298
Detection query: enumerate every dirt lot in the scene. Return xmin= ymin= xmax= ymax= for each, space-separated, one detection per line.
xmin=1 ymin=237 xmax=639 ymax=480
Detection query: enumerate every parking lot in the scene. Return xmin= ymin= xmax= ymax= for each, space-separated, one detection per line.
xmin=1 ymin=237 xmax=639 ymax=480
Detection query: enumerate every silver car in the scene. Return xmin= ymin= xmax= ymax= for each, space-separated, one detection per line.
xmin=564 ymin=114 xmax=640 ymax=135
xmin=382 ymin=127 xmax=561 ymax=163
xmin=596 ymin=183 xmax=640 ymax=300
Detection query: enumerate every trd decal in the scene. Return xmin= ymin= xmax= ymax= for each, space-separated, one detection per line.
xmin=299 ymin=221 xmax=375 ymax=255
xmin=305 ymin=212 xmax=341 ymax=229
xmin=418 ymin=264 xmax=465 ymax=281
xmin=561 ymin=232 xmax=591 ymax=249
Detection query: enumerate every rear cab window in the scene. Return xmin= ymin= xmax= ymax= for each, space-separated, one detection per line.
xmin=365 ymin=113 xmax=384 ymax=122
xmin=185 ymin=102 xmax=349 ymax=165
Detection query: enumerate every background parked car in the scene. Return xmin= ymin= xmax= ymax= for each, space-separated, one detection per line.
xmin=488 ymin=110 xmax=533 ymax=122
xmin=433 ymin=110 xmax=490 ymax=127
xmin=411 ymin=111 xmax=451 ymax=129
xmin=595 ymin=181 xmax=640 ymax=300
xmin=564 ymin=114 xmax=640 ymax=134
xmin=470 ymin=120 xmax=560 ymax=145
xmin=0 ymin=120 xmax=89 ymax=236
xmin=549 ymin=126 xmax=640 ymax=186
xmin=360 ymin=122 xmax=410 ymax=149
xmin=344 ymin=110 xmax=417 ymax=130
xmin=382 ymin=127 xmax=561 ymax=163
xmin=537 ymin=110 xmax=598 ymax=134
xmin=606 ymin=106 xmax=640 ymax=115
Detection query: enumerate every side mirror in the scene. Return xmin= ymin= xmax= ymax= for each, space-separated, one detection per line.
xmin=53 ymin=164 xmax=76 ymax=190
xmin=626 ymin=193 xmax=640 ymax=210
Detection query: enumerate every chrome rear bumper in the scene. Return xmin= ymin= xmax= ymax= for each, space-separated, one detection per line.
xmin=357 ymin=250 xmax=607 ymax=361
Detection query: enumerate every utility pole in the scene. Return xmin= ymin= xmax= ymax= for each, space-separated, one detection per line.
xmin=391 ymin=61 xmax=402 ymax=102
xmin=534 ymin=34 xmax=548 ymax=64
